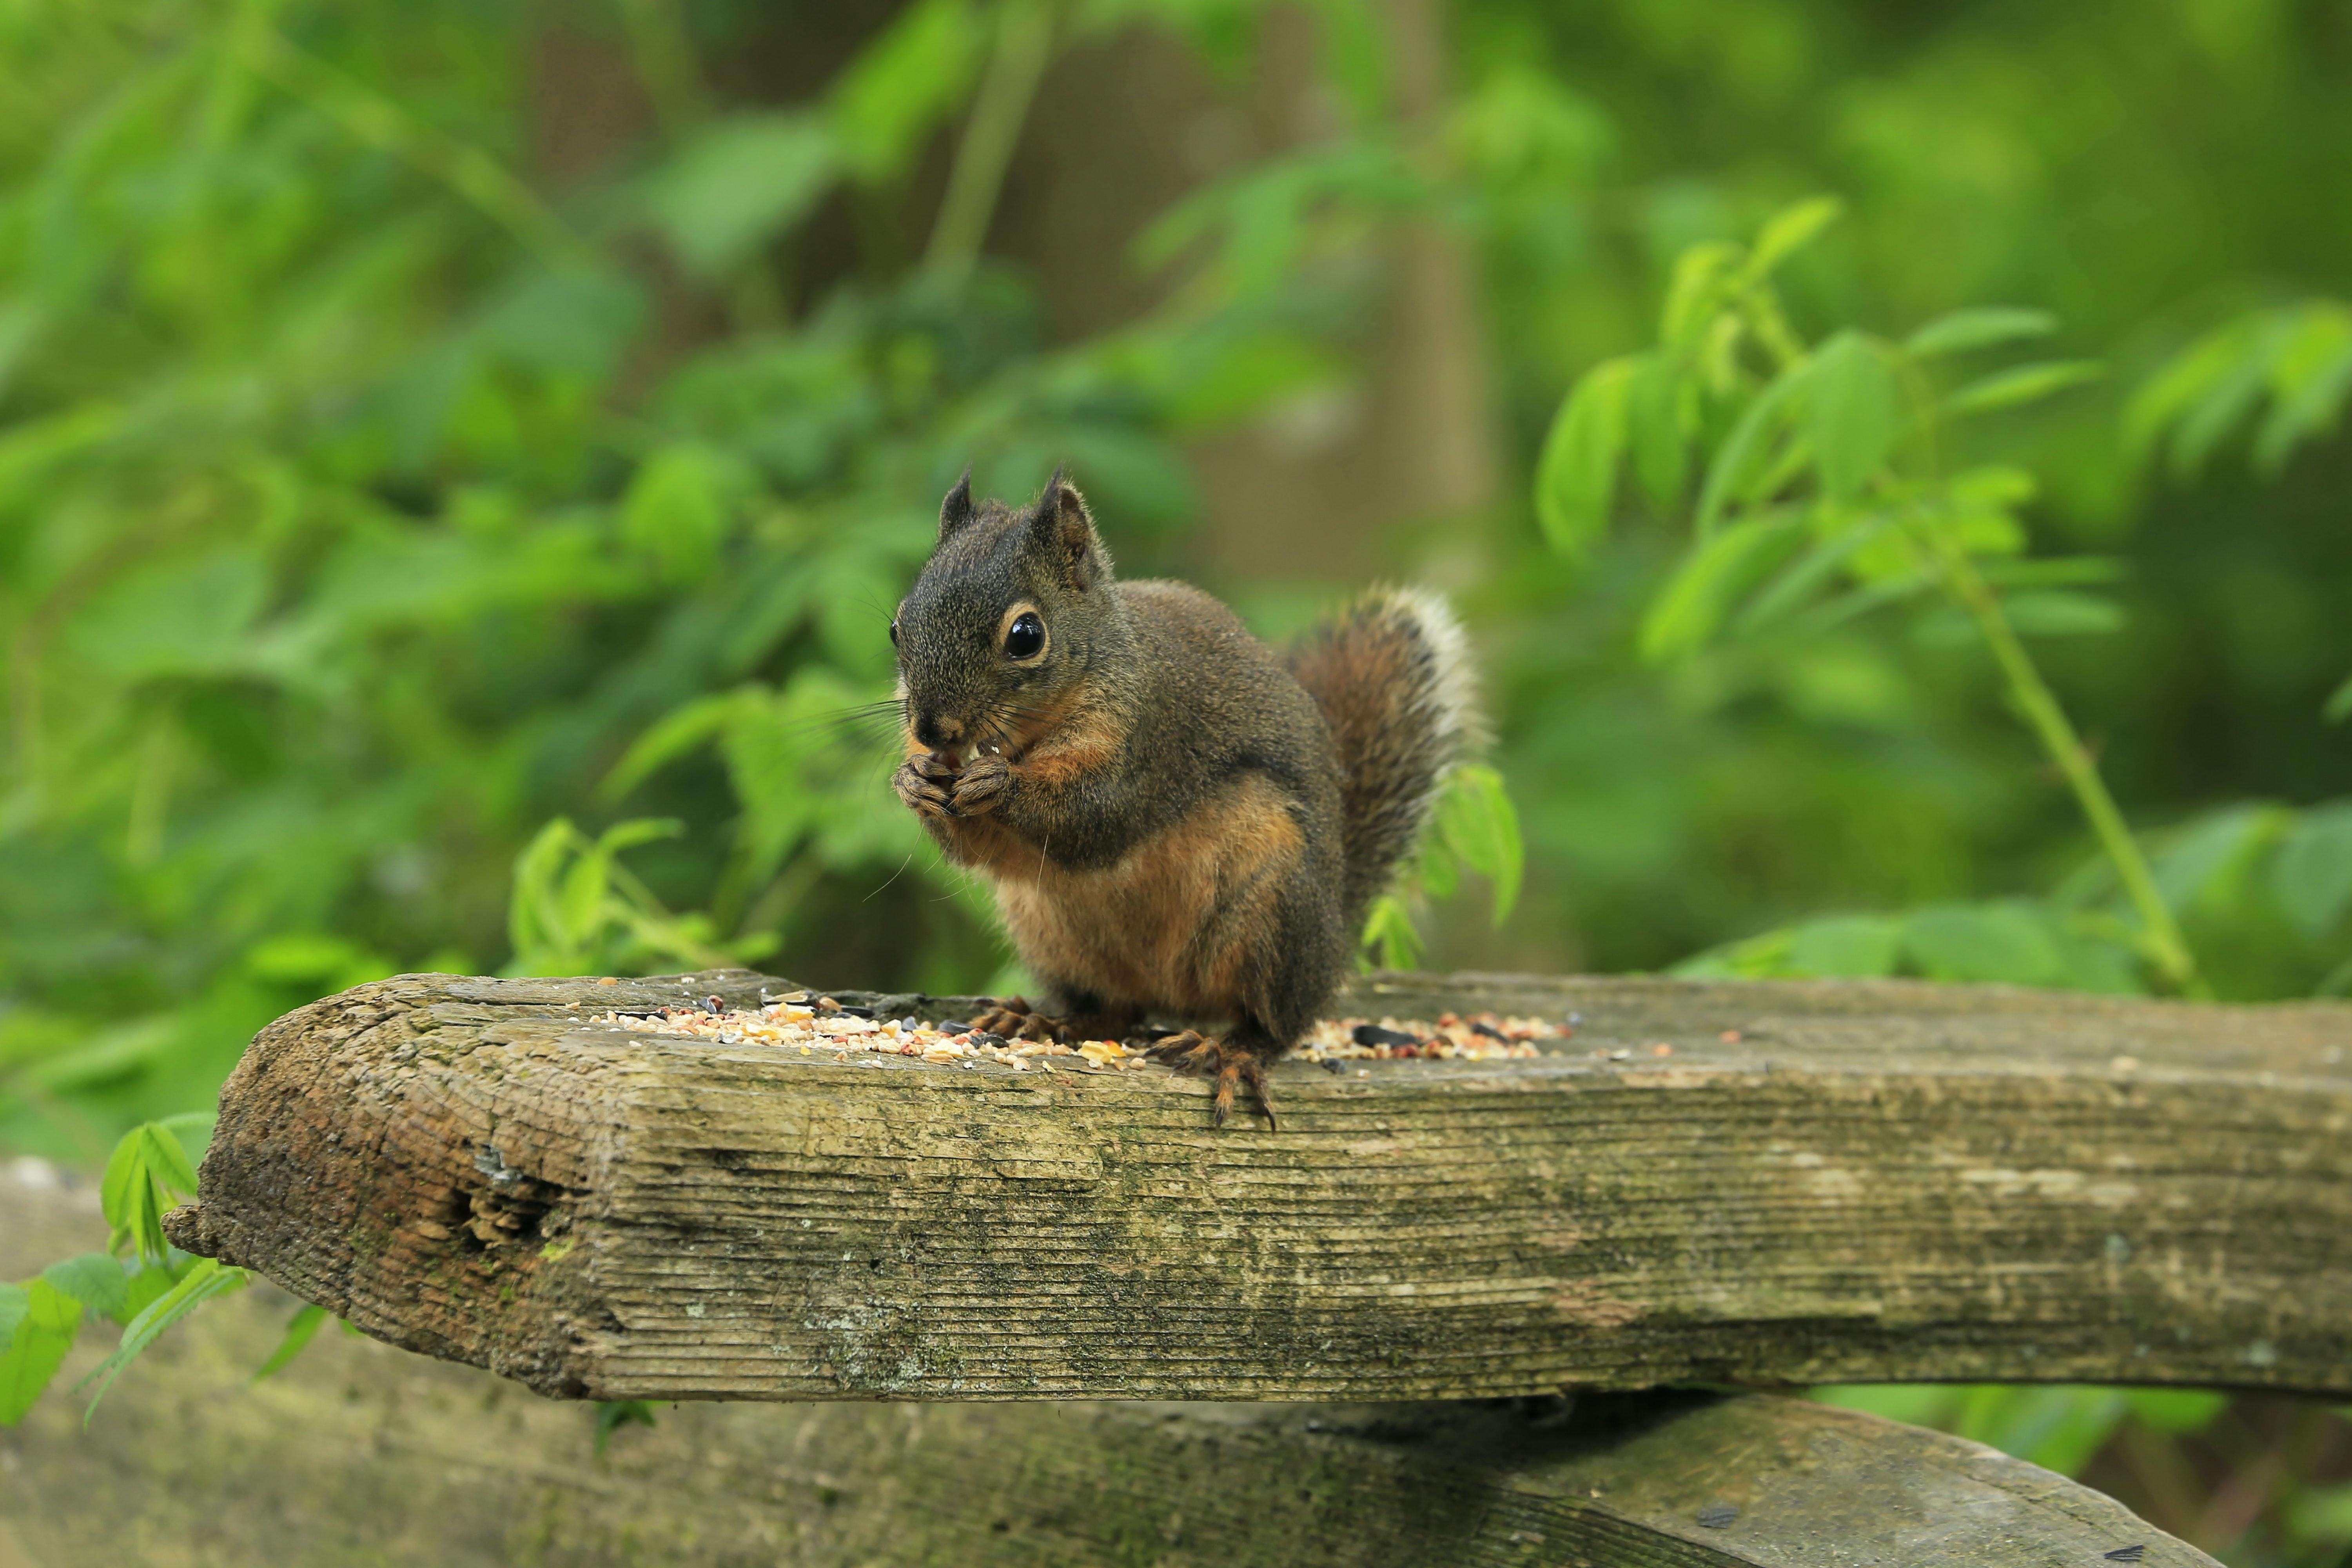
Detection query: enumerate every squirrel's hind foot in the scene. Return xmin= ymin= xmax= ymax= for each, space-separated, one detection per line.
xmin=968 ymin=995 xmax=1140 ymax=1045
xmin=968 ymin=995 xmax=1064 ymax=1041
xmin=1146 ymin=1031 xmax=1279 ymax=1131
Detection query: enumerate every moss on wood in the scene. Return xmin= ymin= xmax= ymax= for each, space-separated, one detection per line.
xmin=6 ymin=1178 xmax=2215 ymax=1568
xmin=162 ymin=968 xmax=2352 ymax=1401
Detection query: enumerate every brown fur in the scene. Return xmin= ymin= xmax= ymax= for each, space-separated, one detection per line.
xmin=993 ymin=773 xmax=1305 ymax=1015
xmin=889 ymin=472 xmax=1474 ymax=1125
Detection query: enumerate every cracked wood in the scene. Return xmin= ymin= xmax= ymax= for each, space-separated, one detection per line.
xmin=7 ymin=1179 xmax=2217 ymax=1568
xmin=163 ymin=968 xmax=2352 ymax=1402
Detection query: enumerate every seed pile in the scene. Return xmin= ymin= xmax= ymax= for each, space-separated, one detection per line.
xmin=599 ymin=994 xmax=1142 ymax=1072
xmin=595 ymin=994 xmax=1567 ymax=1069
xmin=1299 ymin=1013 xmax=1561 ymax=1062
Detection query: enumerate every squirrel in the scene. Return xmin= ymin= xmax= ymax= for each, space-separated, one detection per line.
xmin=889 ymin=468 xmax=1477 ymax=1127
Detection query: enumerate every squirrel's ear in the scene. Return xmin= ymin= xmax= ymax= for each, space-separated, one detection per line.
xmin=937 ymin=467 xmax=977 ymax=541
xmin=1030 ymin=466 xmax=1108 ymax=590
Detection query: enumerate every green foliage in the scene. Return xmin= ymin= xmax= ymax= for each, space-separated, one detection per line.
xmin=0 ymin=0 xmax=1347 ymax=1158
xmin=1360 ymin=764 xmax=1524 ymax=970
xmin=1815 ymin=1383 xmax=2222 ymax=1483
xmin=2130 ymin=300 xmax=2352 ymax=478
xmin=1682 ymin=796 xmax=2352 ymax=1001
xmin=101 ymin=1116 xmax=204 ymax=1266
xmin=251 ymin=1303 xmax=331 ymax=1383
xmin=1538 ymin=199 xmax=2198 ymax=991
xmin=0 ymin=1278 xmax=79 ymax=1426
xmin=504 ymin=817 xmax=766 ymax=979
xmin=78 ymin=1256 xmax=249 ymax=1423
xmin=593 ymin=1397 xmax=660 ymax=1454
xmin=0 ymin=1118 xmax=298 ymax=1426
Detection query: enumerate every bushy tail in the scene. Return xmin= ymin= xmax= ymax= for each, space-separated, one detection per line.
xmin=1286 ymin=587 xmax=1480 ymax=917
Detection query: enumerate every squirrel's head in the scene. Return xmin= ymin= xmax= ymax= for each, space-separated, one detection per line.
xmin=893 ymin=467 xmax=1125 ymax=760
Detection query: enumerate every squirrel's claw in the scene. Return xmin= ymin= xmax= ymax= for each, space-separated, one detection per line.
xmin=947 ymin=753 xmax=1010 ymax=816
xmin=892 ymin=758 xmax=953 ymax=818
xmin=969 ymin=996 xmax=1066 ymax=1042
xmin=1147 ymin=1031 xmax=1279 ymax=1131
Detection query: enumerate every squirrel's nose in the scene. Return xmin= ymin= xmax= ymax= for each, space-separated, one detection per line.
xmin=915 ymin=714 xmax=964 ymax=749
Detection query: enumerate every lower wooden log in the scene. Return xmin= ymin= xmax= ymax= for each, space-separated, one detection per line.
xmin=6 ymin=1175 xmax=2215 ymax=1567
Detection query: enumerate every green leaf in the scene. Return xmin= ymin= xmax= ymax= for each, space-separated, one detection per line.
xmin=1956 ymin=1385 xmax=2128 ymax=1478
xmin=1945 ymin=360 xmax=2103 ymax=416
xmin=1359 ymin=893 xmax=1424 ymax=971
xmin=1902 ymin=307 xmax=2057 ymax=359
xmin=100 ymin=1122 xmax=200 ymax=1266
xmin=621 ymin=443 xmax=743 ymax=584
xmin=1434 ymin=765 xmax=1524 ymax=925
xmin=2152 ymin=804 xmax=2282 ymax=914
xmin=1786 ymin=915 xmax=1903 ymax=978
xmin=252 ymin=1303 xmax=331 ymax=1382
xmin=2327 ymin=671 xmax=2352 ymax=725
xmin=0 ymin=1283 xmax=25 ymax=1349
xmin=1743 ymin=195 xmax=1842 ymax=279
xmin=1534 ymin=357 xmax=1632 ymax=559
xmin=2270 ymin=803 xmax=2352 ymax=941
xmin=2254 ymin=304 xmax=2352 ymax=472
xmin=1731 ymin=509 xmax=1892 ymax=635
xmin=1660 ymin=241 xmax=1741 ymax=347
xmin=139 ymin=1123 xmax=199 ymax=1195
xmin=594 ymin=1397 xmax=660 ymax=1455
xmin=2000 ymin=590 xmax=2124 ymax=638
xmin=0 ymin=1279 xmax=82 ymax=1426
xmin=1902 ymin=903 xmax=2063 ymax=985
xmin=41 ymin=1254 xmax=129 ymax=1321
xmin=828 ymin=0 xmax=985 ymax=181
xmin=2124 ymin=314 xmax=2261 ymax=466
xmin=1624 ymin=354 xmax=1687 ymax=509
xmin=1792 ymin=570 xmax=1938 ymax=635
xmin=1694 ymin=359 xmax=1810 ymax=536
xmin=119 ymin=1266 xmax=177 ymax=1325
xmin=1416 ymin=829 xmax=1461 ymax=903
xmin=2121 ymin=1388 xmax=2226 ymax=1435
xmin=1806 ymin=331 xmax=1899 ymax=501
xmin=640 ymin=113 xmax=839 ymax=280
xmin=602 ymin=689 xmax=757 ymax=802
xmin=82 ymin=1257 xmax=248 ymax=1423
xmin=1639 ymin=511 xmax=1808 ymax=662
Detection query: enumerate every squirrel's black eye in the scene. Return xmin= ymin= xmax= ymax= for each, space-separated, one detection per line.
xmin=889 ymin=617 xmax=899 ymax=647
xmin=1004 ymin=612 xmax=1045 ymax=660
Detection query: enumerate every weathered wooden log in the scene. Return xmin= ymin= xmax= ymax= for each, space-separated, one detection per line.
xmin=7 ymin=1173 xmax=2216 ymax=1568
xmin=164 ymin=969 xmax=2352 ymax=1402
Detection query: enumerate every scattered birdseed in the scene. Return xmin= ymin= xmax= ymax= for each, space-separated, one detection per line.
xmin=591 ymin=1000 xmax=1567 ymax=1070
xmin=1301 ymin=1011 xmax=1558 ymax=1063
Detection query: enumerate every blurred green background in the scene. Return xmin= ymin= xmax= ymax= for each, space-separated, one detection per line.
xmin=2 ymin=0 xmax=2348 ymax=1555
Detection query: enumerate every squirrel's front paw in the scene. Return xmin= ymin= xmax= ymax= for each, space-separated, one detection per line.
xmin=892 ymin=757 xmax=954 ymax=818
xmin=947 ymin=753 xmax=1010 ymax=817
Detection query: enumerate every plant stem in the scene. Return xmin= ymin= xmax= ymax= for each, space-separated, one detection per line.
xmin=922 ymin=0 xmax=1055 ymax=281
xmin=1931 ymin=535 xmax=2202 ymax=993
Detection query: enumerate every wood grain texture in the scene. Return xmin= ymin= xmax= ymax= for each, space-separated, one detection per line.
xmin=7 ymin=1176 xmax=2214 ymax=1568
xmin=162 ymin=968 xmax=2352 ymax=1402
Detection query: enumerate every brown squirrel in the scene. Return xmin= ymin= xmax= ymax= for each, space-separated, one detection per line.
xmin=889 ymin=468 xmax=1477 ymax=1127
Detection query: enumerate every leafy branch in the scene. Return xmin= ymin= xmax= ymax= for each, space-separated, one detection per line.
xmin=1 ymin=1118 xmax=258 ymax=1427
xmin=1537 ymin=198 xmax=2200 ymax=993
xmin=1361 ymin=764 xmax=1524 ymax=971
xmin=2128 ymin=296 xmax=2352 ymax=726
